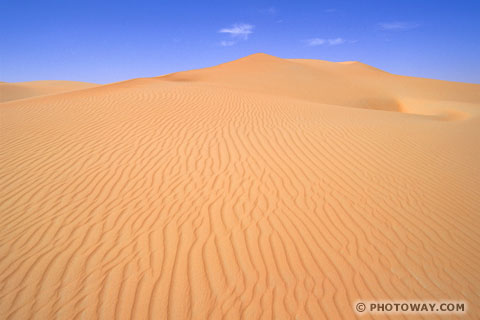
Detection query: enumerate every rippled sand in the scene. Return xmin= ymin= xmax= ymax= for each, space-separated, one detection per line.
xmin=1 ymin=53 xmax=479 ymax=319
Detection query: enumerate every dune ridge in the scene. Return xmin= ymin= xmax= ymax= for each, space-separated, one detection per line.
xmin=0 ymin=80 xmax=98 ymax=103
xmin=1 ymin=54 xmax=480 ymax=319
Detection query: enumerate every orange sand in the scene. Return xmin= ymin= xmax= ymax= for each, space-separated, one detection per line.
xmin=0 ymin=80 xmax=98 ymax=103
xmin=1 ymin=54 xmax=479 ymax=319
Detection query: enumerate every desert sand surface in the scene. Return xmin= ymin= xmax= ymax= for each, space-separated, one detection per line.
xmin=0 ymin=80 xmax=98 ymax=103
xmin=1 ymin=53 xmax=479 ymax=319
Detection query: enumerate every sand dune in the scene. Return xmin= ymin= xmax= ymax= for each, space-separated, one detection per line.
xmin=0 ymin=80 xmax=98 ymax=103
xmin=1 ymin=53 xmax=479 ymax=319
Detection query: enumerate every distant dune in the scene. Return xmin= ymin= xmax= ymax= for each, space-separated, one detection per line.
xmin=0 ymin=80 xmax=98 ymax=103
xmin=1 ymin=53 xmax=479 ymax=319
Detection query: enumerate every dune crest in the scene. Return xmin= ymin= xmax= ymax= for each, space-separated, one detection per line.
xmin=1 ymin=54 xmax=480 ymax=319
xmin=0 ymin=80 xmax=98 ymax=103
xmin=160 ymin=53 xmax=480 ymax=119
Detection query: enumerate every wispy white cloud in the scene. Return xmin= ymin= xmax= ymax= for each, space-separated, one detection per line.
xmin=306 ymin=37 xmax=346 ymax=46
xmin=378 ymin=22 xmax=419 ymax=30
xmin=220 ymin=40 xmax=236 ymax=47
xmin=328 ymin=38 xmax=345 ymax=45
xmin=260 ymin=6 xmax=277 ymax=15
xmin=219 ymin=23 xmax=254 ymax=40
xmin=307 ymin=38 xmax=326 ymax=46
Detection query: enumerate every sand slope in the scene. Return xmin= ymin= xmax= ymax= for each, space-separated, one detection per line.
xmin=1 ymin=54 xmax=480 ymax=319
xmin=0 ymin=80 xmax=98 ymax=103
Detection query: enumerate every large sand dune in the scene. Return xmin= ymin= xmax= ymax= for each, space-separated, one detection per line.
xmin=1 ymin=53 xmax=479 ymax=319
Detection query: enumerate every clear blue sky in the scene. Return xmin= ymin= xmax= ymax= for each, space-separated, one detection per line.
xmin=1 ymin=0 xmax=479 ymax=84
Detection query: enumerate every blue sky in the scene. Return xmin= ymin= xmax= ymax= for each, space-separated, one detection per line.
xmin=1 ymin=0 xmax=479 ymax=84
